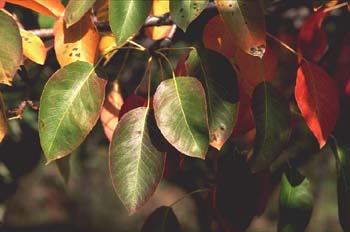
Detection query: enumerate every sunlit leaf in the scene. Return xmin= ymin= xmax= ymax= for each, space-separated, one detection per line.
xmin=6 ymin=0 xmax=64 ymax=18
xmin=0 ymin=92 xmax=6 ymax=143
xmin=295 ymin=61 xmax=339 ymax=148
xmin=185 ymin=48 xmax=239 ymax=150
xmin=109 ymin=107 xmax=166 ymax=214
xmin=145 ymin=0 xmax=172 ymax=40
xmin=330 ymin=138 xmax=350 ymax=232
xmin=215 ymin=0 xmax=266 ymax=57
xmin=0 ymin=0 xmax=5 ymax=8
xmin=100 ymin=81 xmax=124 ymax=141
xmin=0 ymin=10 xmax=22 ymax=86
xmin=170 ymin=0 xmax=208 ymax=31
xmin=297 ymin=9 xmax=327 ymax=63
xmin=109 ymin=0 xmax=152 ymax=46
xmin=250 ymin=81 xmax=291 ymax=172
xmin=39 ymin=61 xmax=106 ymax=163
xmin=20 ymin=29 xmax=47 ymax=65
xmin=278 ymin=169 xmax=313 ymax=232
xmin=54 ymin=14 xmax=99 ymax=67
xmin=98 ymin=33 xmax=117 ymax=62
xmin=64 ymin=0 xmax=96 ymax=27
xmin=141 ymin=206 xmax=181 ymax=232
xmin=154 ymin=77 xmax=209 ymax=159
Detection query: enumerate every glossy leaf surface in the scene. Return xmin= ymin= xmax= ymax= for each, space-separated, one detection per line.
xmin=109 ymin=0 xmax=152 ymax=46
xmin=185 ymin=48 xmax=239 ymax=150
xmin=141 ymin=206 xmax=181 ymax=232
xmin=20 ymin=29 xmax=47 ymax=65
xmin=170 ymin=0 xmax=208 ymax=31
xmin=295 ymin=62 xmax=339 ymax=148
xmin=39 ymin=61 xmax=106 ymax=163
xmin=54 ymin=14 xmax=99 ymax=67
xmin=0 ymin=10 xmax=22 ymax=85
xmin=153 ymin=77 xmax=209 ymax=159
xmin=215 ymin=0 xmax=266 ymax=57
xmin=109 ymin=107 xmax=166 ymax=214
xmin=64 ymin=0 xmax=96 ymax=27
xmin=251 ymin=82 xmax=291 ymax=172
xmin=0 ymin=92 xmax=6 ymax=143
xmin=6 ymin=0 xmax=64 ymax=18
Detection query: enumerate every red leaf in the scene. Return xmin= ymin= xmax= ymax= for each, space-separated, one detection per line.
xmin=0 ymin=0 xmax=5 ymax=8
xmin=118 ymin=94 xmax=146 ymax=120
xmin=295 ymin=62 xmax=339 ymax=148
xmin=334 ymin=33 xmax=350 ymax=97
xmin=298 ymin=9 xmax=328 ymax=63
xmin=174 ymin=52 xmax=189 ymax=76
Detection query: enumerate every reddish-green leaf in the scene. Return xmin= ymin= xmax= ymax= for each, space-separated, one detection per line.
xmin=153 ymin=77 xmax=209 ymax=159
xmin=109 ymin=107 xmax=166 ymax=214
xmin=278 ymin=169 xmax=313 ymax=232
xmin=295 ymin=62 xmax=339 ymax=148
xmin=109 ymin=0 xmax=152 ymax=46
xmin=64 ymin=0 xmax=96 ymax=27
xmin=250 ymin=81 xmax=291 ymax=172
xmin=0 ymin=10 xmax=23 ymax=86
xmin=141 ymin=206 xmax=181 ymax=232
xmin=6 ymin=0 xmax=64 ymax=18
xmin=170 ymin=0 xmax=208 ymax=31
xmin=297 ymin=9 xmax=327 ymax=63
xmin=185 ymin=48 xmax=239 ymax=150
xmin=0 ymin=92 xmax=6 ymax=143
xmin=39 ymin=61 xmax=106 ymax=163
xmin=215 ymin=0 xmax=266 ymax=57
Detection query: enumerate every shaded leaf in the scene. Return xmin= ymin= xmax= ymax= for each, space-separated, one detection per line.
xmin=215 ymin=0 xmax=266 ymax=57
xmin=329 ymin=138 xmax=350 ymax=232
xmin=39 ymin=61 xmax=106 ymax=163
xmin=0 ymin=10 xmax=23 ymax=86
xmin=100 ymin=81 xmax=124 ymax=141
xmin=141 ymin=206 xmax=181 ymax=232
xmin=119 ymin=94 xmax=147 ymax=119
xmin=20 ymin=29 xmax=47 ymax=65
xmin=295 ymin=61 xmax=339 ymax=148
xmin=185 ymin=48 xmax=239 ymax=150
xmin=297 ymin=9 xmax=327 ymax=63
xmin=250 ymin=81 xmax=291 ymax=172
xmin=170 ymin=0 xmax=208 ymax=31
xmin=93 ymin=0 xmax=109 ymax=23
xmin=278 ymin=169 xmax=313 ymax=232
xmin=334 ymin=33 xmax=350 ymax=97
xmin=54 ymin=13 xmax=99 ymax=67
xmin=145 ymin=0 xmax=172 ymax=40
xmin=109 ymin=0 xmax=152 ymax=46
xmin=56 ymin=155 xmax=70 ymax=183
xmin=153 ymin=77 xmax=209 ymax=159
xmin=6 ymin=0 xmax=64 ymax=18
xmin=0 ymin=92 xmax=6 ymax=143
xmin=109 ymin=107 xmax=166 ymax=214
xmin=64 ymin=0 xmax=96 ymax=27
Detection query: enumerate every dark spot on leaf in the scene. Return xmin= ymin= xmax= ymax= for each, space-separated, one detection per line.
xmin=181 ymin=15 xmax=185 ymax=18
xmin=229 ymin=4 xmax=232 ymax=7
xmin=72 ymin=47 xmax=78 ymax=51
xmin=69 ymin=53 xmax=73 ymax=57
xmin=220 ymin=124 xmax=225 ymax=131
xmin=75 ymin=53 xmax=81 ymax=57
xmin=179 ymin=8 xmax=184 ymax=12
xmin=23 ymin=37 xmax=29 ymax=41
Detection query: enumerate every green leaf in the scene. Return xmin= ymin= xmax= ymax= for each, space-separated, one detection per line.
xmin=215 ymin=0 xmax=266 ymax=57
xmin=109 ymin=107 xmax=166 ymax=214
xmin=56 ymin=155 xmax=70 ymax=183
xmin=141 ymin=206 xmax=181 ymax=232
xmin=250 ymin=81 xmax=291 ymax=172
xmin=186 ymin=48 xmax=239 ymax=150
xmin=0 ymin=92 xmax=6 ymax=143
xmin=153 ymin=77 xmax=209 ymax=159
xmin=330 ymin=138 xmax=350 ymax=232
xmin=0 ymin=10 xmax=23 ymax=86
xmin=109 ymin=0 xmax=152 ymax=46
xmin=278 ymin=169 xmax=313 ymax=232
xmin=64 ymin=0 xmax=96 ymax=27
xmin=39 ymin=61 xmax=106 ymax=163
xmin=170 ymin=0 xmax=208 ymax=31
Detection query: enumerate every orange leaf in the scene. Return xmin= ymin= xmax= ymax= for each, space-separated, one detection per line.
xmin=100 ymin=81 xmax=124 ymax=141
xmin=145 ymin=0 xmax=172 ymax=40
xmin=295 ymin=62 xmax=339 ymax=148
xmin=298 ymin=9 xmax=328 ymax=63
xmin=54 ymin=13 xmax=99 ymax=67
xmin=6 ymin=0 xmax=64 ymax=18
xmin=0 ymin=0 xmax=5 ymax=8
xmin=203 ymin=15 xmax=237 ymax=59
xmin=20 ymin=29 xmax=46 ymax=65
xmin=98 ymin=33 xmax=117 ymax=61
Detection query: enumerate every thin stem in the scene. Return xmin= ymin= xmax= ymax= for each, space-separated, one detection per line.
xmin=324 ymin=2 xmax=347 ymax=12
xmin=157 ymin=58 xmax=165 ymax=81
xmin=155 ymin=51 xmax=176 ymax=80
xmin=157 ymin=46 xmax=196 ymax=53
xmin=146 ymin=57 xmax=153 ymax=108
xmin=128 ymin=40 xmax=146 ymax=51
xmin=170 ymin=188 xmax=211 ymax=208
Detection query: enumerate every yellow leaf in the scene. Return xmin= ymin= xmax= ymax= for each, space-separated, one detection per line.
xmin=100 ymin=81 xmax=123 ymax=141
xmin=0 ymin=92 xmax=7 ymax=143
xmin=145 ymin=0 xmax=172 ymax=40
xmin=20 ymin=29 xmax=47 ymax=65
xmin=6 ymin=0 xmax=64 ymax=18
xmin=54 ymin=13 xmax=99 ymax=67
xmin=99 ymin=33 xmax=117 ymax=59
